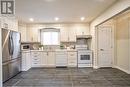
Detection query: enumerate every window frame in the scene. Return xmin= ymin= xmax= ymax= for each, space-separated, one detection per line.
xmin=40 ymin=28 xmax=60 ymax=45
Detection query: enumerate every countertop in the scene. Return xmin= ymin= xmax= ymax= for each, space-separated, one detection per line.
xmin=22 ymin=49 xmax=77 ymax=52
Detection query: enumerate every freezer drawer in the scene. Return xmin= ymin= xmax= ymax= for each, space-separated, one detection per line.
xmin=9 ymin=58 xmax=21 ymax=77
xmin=2 ymin=58 xmax=21 ymax=82
xmin=2 ymin=63 xmax=10 ymax=82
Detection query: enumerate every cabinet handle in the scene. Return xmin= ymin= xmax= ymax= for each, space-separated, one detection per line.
xmin=47 ymin=52 xmax=49 ymax=56
xmin=70 ymin=54 xmax=74 ymax=56
xmin=82 ymin=32 xmax=84 ymax=35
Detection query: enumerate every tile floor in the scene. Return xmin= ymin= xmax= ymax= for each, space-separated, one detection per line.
xmin=3 ymin=68 xmax=130 ymax=87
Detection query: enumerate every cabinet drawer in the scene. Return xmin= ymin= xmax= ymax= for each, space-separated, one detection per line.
xmin=32 ymin=58 xmax=40 ymax=62
xmin=55 ymin=52 xmax=67 ymax=55
xmin=31 ymin=52 xmax=41 ymax=56
xmin=32 ymin=61 xmax=40 ymax=65
xmin=68 ymin=52 xmax=77 ymax=57
xmin=68 ymin=60 xmax=77 ymax=64
xmin=32 ymin=55 xmax=40 ymax=58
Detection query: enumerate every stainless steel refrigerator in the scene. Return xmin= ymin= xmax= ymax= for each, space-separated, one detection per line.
xmin=2 ymin=28 xmax=21 ymax=82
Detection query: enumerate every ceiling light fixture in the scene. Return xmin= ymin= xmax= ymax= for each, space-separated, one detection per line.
xmin=81 ymin=17 xmax=85 ymax=21
xmin=55 ymin=17 xmax=59 ymax=21
xmin=29 ymin=18 xmax=34 ymax=22
xmin=45 ymin=0 xmax=55 ymax=2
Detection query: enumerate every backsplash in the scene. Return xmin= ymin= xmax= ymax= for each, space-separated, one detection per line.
xmin=61 ymin=42 xmax=76 ymax=49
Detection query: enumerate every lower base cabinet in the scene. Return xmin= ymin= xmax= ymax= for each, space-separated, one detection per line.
xmin=47 ymin=52 xmax=56 ymax=67
xmin=68 ymin=52 xmax=77 ymax=67
xmin=31 ymin=51 xmax=45 ymax=67
xmin=22 ymin=51 xmax=31 ymax=71
xmin=31 ymin=51 xmax=56 ymax=67
xmin=29 ymin=51 xmax=78 ymax=68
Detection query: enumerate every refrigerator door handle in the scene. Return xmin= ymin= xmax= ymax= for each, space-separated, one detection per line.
xmin=11 ymin=35 xmax=14 ymax=55
xmin=8 ymin=35 xmax=11 ymax=55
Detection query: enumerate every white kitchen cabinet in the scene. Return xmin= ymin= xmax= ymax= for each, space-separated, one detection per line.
xmin=31 ymin=51 xmax=56 ymax=67
xmin=18 ymin=24 xmax=27 ymax=42
xmin=31 ymin=51 xmax=46 ymax=67
xmin=55 ymin=50 xmax=68 ymax=67
xmin=26 ymin=25 xmax=40 ymax=42
xmin=25 ymin=24 xmax=89 ymax=42
xmin=76 ymin=25 xmax=89 ymax=35
xmin=60 ymin=26 xmax=69 ymax=42
xmin=68 ymin=27 xmax=76 ymax=42
xmin=60 ymin=26 xmax=76 ymax=42
xmin=47 ymin=52 xmax=56 ymax=67
xmin=68 ymin=52 xmax=77 ymax=67
xmin=22 ymin=51 xmax=31 ymax=71
xmin=42 ymin=51 xmax=56 ymax=67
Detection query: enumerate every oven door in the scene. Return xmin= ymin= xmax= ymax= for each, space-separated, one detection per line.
xmin=78 ymin=51 xmax=92 ymax=64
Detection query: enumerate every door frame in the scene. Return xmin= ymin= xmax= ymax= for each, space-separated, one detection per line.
xmin=95 ymin=25 xmax=115 ymax=68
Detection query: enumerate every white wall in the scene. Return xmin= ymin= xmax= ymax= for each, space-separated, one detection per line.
xmin=115 ymin=13 xmax=130 ymax=73
xmin=90 ymin=0 xmax=130 ymax=68
xmin=1 ymin=17 xmax=18 ymax=31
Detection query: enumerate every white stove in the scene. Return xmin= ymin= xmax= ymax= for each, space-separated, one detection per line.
xmin=76 ymin=45 xmax=92 ymax=67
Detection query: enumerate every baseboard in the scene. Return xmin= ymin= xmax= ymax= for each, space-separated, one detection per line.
xmin=93 ymin=66 xmax=99 ymax=69
xmin=114 ymin=66 xmax=130 ymax=74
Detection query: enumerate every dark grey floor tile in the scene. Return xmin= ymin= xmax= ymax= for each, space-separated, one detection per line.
xmin=3 ymin=68 xmax=130 ymax=87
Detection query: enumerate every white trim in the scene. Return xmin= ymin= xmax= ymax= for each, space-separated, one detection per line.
xmin=115 ymin=66 xmax=130 ymax=74
xmin=0 ymin=18 xmax=3 ymax=87
xmin=129 ymin=19 xmax=130 ymax=74
xmin=93 ymin=66 xmax=99 ymax=69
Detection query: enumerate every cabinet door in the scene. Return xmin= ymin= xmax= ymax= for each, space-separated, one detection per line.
xmin=41 ymin=52 xmax=48 ymax=66
xmin=47 ymin=52 xmax=55 ymax=66
xmin=21 ymin=53 xmax=26 ymax=71
xmin=26 ymin=52 xmax=31 ymax=70
xmin=76 ymin=25 xmax=89 ymax=35
xmin=68 ymin=52 xmax=77 ymax=67
xmin=22 ymin=52 xmax=31 ymax=71
xmin=60 ymin=27 xmax=69 ymax=42
xmin=68 ymin=27 xmax=76 ymax=42
xmin=26 ymin=26 xmax=39 ymax=42
xmin=18 ymin=25 xmax=27 ymax=42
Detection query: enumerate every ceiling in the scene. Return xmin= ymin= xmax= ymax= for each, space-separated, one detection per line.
xmin=15 ymin=0 xmax=118 ymax=23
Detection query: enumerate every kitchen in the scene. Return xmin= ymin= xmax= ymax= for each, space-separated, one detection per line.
xmin=20 ymin=23 xmax=92 ymax=69
xmin=1 ymin=0 xmax=130 ymax=87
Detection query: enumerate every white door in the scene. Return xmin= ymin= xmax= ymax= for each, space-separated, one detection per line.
xmin=97 ymin=26 xmax=112 ymax=67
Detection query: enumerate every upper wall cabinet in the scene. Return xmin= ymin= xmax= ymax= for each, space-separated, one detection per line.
xmin=60 ymin=25 xmax=76 ymax=42
xmin=60 ymin=26 xmax=69 ymax=42
xmin=18 ymin=24 xmax=27 ymax=42
xmin=75 ymin=24 xmax=90 ymax=35
xmin=24 ymin=24 xmax=90 ymax=42
xmin=60 ymin=24 xmax=89 ymax=42
xmin=26 ymin=25 xmax=39 ymax=42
